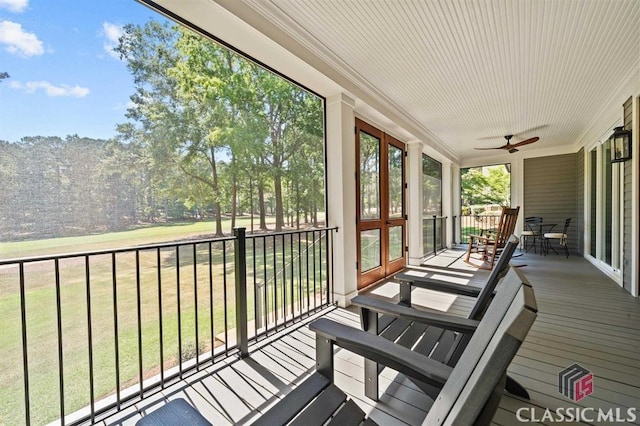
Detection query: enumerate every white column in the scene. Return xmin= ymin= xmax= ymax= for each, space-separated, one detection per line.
xmin=511 ymin=156 xmax=525 ymax=236
xmin=631 ymin=94 xmax=639 ymax=297
xmin=442 ymin=162 xmax=457 ymax=247
xmin=406 ymin=141 xmax=424 ymax=265
xmin=326 ymin=93 xmax=357 ymax=307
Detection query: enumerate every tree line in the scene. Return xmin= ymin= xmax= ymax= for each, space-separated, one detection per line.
xmin=0 ymin=20 xmax=325 ymax=241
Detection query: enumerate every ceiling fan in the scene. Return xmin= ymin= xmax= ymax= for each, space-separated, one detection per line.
xmin=475 ymin=134 xmax=540 ymax=153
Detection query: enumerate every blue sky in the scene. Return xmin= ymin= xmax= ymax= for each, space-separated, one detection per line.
xmin=0 ymin=0 xmax=168 ymax=142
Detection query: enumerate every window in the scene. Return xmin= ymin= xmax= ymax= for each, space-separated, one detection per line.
xmin=587 ymin=137 xmax=623 ymax=276
xmin=589 ymin=150 xmax=597 ymax=257
xmin=422 ymin=154 xmax=442 ymax=215
xmin=422 ymin=154 xmax=443 ymax=254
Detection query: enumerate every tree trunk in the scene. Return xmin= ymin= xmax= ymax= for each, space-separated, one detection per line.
xmin=274 ymin=170 xmax=284 ymax=231
xmin=270 ymin=122 xmax=285 ymax=231
xmin=231 ymin=163 xmax=237 ymax=230
xmin=214 ymin=202 xmax=223 ymax=235
xmin=209 ymin=147 xmax=224 ymax=236
xmin=249 ymin=177 xmax=254 ymax=233
xmin=312 ymin=194 xmax=318 ymax=226
xmin=295 ymin=180 xmax=300 ymax=229
xmin=258 ymin=183 xmax=267 ymax=231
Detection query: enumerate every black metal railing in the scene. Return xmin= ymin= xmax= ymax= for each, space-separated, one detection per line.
xmin=0 ymin=226 xmax=336 ymax=426
xmin=247 ymin=228 xmax=334 ymax=344
xmin=452 ymin=215 xmax=457 ymax=244
xmin=459 ymin=215 xmax=501 ymax=243
xmin=422 ymin=215 xmax=447 ymax=256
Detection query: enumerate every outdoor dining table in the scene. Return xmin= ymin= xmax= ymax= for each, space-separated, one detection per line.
xmin=536 ymin=222 xmax=556 ymax=254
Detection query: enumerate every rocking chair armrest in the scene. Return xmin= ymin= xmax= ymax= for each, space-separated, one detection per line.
xmin=351 ymin=295 xmax=480 ymax=333
xmin=310 ymin=318 xmax=453 ymax=387
xmin=468 ymin=234 xmax=494 ymax=243
xmin=394 ymin=273 xmax=484 ymax=297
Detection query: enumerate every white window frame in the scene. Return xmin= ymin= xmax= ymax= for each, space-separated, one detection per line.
xmin=586 ymin=126 xmax=624 ymax=284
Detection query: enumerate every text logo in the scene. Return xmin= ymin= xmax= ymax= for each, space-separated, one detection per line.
xmin=559 ymin=363 xmax=593 ymax=401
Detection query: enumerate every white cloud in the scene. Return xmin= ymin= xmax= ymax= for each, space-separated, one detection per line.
xmin=0 ymin=20 xmax=43 ymax=57
xmin=10 ymin=80 xmax=90 ymax=97
xmin=114 ymin=100 xmax=136 ymax=111
xmin=0 ymin=0 xmax=28 ymax=13
xmin=102 ymin=22 xmax=123 ymax=59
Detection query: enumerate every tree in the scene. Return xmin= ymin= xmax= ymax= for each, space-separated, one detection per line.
xmin=116 ymin=19 xmax=325 ymax=236
xmin=117 ymin=21 xmax=227 ymax=232
xmin=253 ymin=71 xmax=321 ymax=231
xmin=118 ymin=22 xmax=253 ymax=235
xmin=0 ymin=140 xmax=20 ymax=236
xmin=0 ymin=136 xmax=146 ymax=240
xmin=485 ymin=166 xmax=510 ymax=205
xmin=460 ymin=165 xmax=511 ymax=211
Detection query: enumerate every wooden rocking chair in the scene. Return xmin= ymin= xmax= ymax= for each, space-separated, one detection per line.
xmin=465 ymin=206 xmax=519 ymax=270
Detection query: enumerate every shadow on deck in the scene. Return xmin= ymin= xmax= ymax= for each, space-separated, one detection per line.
xmin=102 ymin=249 xmax=640 ymax=425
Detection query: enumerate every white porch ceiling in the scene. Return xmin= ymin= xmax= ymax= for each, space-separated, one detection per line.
xmin=147 ymin=0 xmax=639 ymax=163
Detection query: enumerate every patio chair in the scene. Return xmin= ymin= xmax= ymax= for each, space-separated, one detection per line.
xmin=392 ymin=234 xmax=518 ymax=309
xmin=520 ymin=216 xmax=543 ymax=253
xmin=465 ymin=206 xmax=520 ymax=270
xmin=253 ymin=267 xmax=537 ymax=426
xmin=351 ymin=236 xmax=531 ymax=400
xmin=543 ymin=217 xmax=571 ymax=257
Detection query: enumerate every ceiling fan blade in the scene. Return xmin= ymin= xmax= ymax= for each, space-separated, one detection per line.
xmin=512 ymin=125 xmax=548 ymax=138
xmin=509 ymin=148 xmax=519 ymax=153
xmin=511 ymin=137 xmax=539 ymax=148
xmin=474 ymin=146 xmax=507 ymax=150
xmin=477 ymin=125 xmax=548 ymax=141
xmin=476 ymin=135 xmax=504 ymax=141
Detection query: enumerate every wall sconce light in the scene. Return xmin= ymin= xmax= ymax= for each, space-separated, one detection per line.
xmin=610 ymin=126 xmax=632 ymax=163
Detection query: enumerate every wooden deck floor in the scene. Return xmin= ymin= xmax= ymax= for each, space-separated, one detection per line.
xmin=101 ymin=249 xmax=640 ymax=425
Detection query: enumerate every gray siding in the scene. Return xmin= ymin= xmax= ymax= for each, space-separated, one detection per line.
xmin=622 ymin=96 xmax=632 ymax=292
xmin=524 ymin=153 xmax=578 ymax=253
xmin=576 ymin=148 xmax=584 ymax=255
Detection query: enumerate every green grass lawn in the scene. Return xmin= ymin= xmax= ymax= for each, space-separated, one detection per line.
xmin=0 ymin=216 xmax=282 ymax=260
xmin=0 ymin=219 xmax=330 ymax=425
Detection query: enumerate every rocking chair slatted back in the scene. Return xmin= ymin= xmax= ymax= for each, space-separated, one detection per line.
xmin=465 ymin=206 xmax=520 ymax=270
xmin=494 ymin=207 xmax=519 ymax=249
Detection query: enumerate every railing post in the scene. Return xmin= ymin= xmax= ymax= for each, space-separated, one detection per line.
xmin=234 ymin=227 xmax=249 ymax=357
xmin=441 ymin=217 xmax=447 ymax=250
xmin=453 ymin=216 xmax=457 ymax=245
xmin=433 ymin=215 xmax=437 ymax=256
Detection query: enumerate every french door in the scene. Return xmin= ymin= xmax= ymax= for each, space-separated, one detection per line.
xmin=588 ymin=139 xmax=623 ymax=281
xmin=355 ymin=118 xmax=406 ymax=289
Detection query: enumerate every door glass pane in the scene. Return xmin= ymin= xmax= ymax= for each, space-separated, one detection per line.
xmin=388 ymin=226 xmax=403 ymax=261
xmin=602 ymin=140 xmax=613 ymax=265
xmin=360 ymin=229 xmax=381 ymax=272
xmin=423 ymin=154 xmax=442 ymax=254
xmin=423 ymin=219 xmax=434 ymax=254
xmin=359 ymin=131 xmax=380 ymax=220
xmin=422 ymin=154 xmax=442 ymax=215
xmin=388 ymin=144 xmax=403 ymax=219
xmin=589 ymin=149 xmax=597 ymax=257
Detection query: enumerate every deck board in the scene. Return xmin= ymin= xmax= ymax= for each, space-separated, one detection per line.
xmin=494 ymin=251 xmax=640 ymax=426
xmin=102 ymin=249 xmax=640 ymax=426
